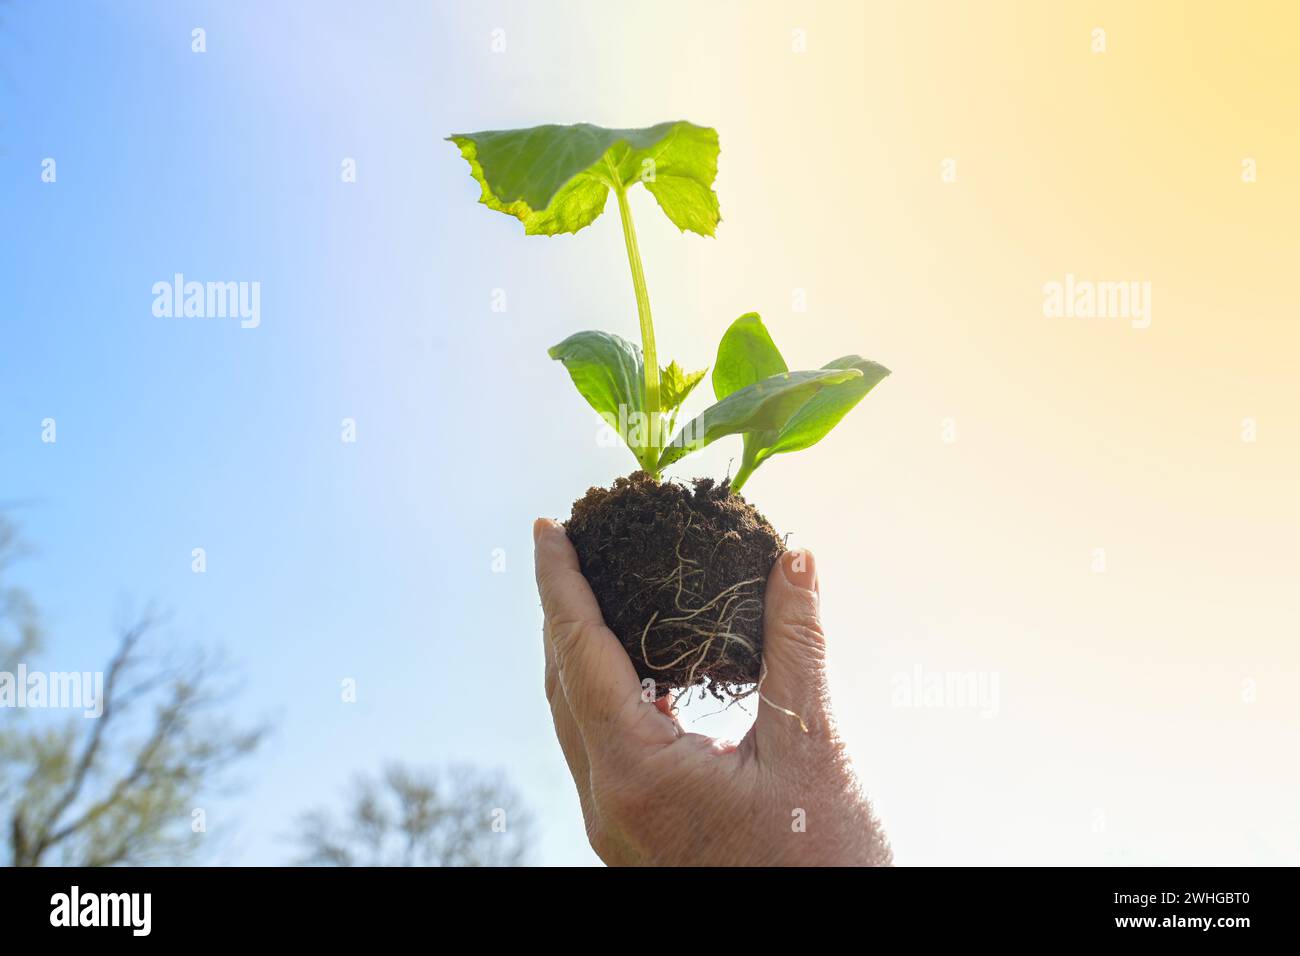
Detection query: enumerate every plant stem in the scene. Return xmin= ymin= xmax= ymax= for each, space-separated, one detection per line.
xmin=730 ymin=459 xmax=756 ymax=495
xmin=612 ymin=181 xmax=661 ymax=476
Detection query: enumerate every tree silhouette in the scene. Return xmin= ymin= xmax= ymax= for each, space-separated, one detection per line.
xmin=0 ymin=517 xmax=265 ymax=866
xmin=293 ymin=763 xmax=531 ymax=867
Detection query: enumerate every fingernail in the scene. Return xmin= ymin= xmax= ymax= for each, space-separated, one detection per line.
xmin=781 ymin=549 xmax=817 ymax=591
xmin=533 ymin=518 xmax=552 ymax=545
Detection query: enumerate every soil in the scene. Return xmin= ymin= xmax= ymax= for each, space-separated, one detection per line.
xmin=564 ymin=471 xmax=786 ymax=700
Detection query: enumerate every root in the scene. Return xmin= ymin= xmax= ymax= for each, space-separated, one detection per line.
xmin=635 ymin=522 xmax=767 ymax=697
xmin=603 ymin=497 xmax=780 ymax=702
xmin=755 ymin=656 xmax=809 ymax=733
xmin=707 ymin=529 xmax=743 ymax=565
xmin=619 ymin=515 xmax=704 ymax=617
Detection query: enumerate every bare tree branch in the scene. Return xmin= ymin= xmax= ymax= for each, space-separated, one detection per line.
xmin=31 ymin=618 xmax=152 ymax=857
xmin=0 ymin=516 xmax=266 ymax=867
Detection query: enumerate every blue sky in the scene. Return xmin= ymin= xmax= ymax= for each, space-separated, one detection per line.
xmin=1 ymin=0 xmax=637 ymax=865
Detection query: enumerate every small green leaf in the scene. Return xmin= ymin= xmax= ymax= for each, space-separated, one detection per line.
xmin=711 ymin=312 xmax=788 ymax=479
xmin=712 ymin=313 xmax=787 ymax=401
xmin=448 ymin=121 xmax=720 ymax=237
xmin=657 ymin=368 xmax=862 ymax=471
xmin=548 ymin=331 xmax=649 ymax=466
xmin=759 ymin=356 xmax=891 ymax=463
xmin=659 ymin=361 xmax=707 ymax=414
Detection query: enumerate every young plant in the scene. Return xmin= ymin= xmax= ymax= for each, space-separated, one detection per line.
xmin=448 ymin=121 xmax=887 ymax=491
xmin=449 ymin=121 xmax=889 ymax=700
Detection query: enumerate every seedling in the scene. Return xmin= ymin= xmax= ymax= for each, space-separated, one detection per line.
xmin=450 ymin=121 xmax=889 ymax=697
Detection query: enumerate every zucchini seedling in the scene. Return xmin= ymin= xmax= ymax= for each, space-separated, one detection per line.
xmin=450 ymin=121 xmax=889 ymax=699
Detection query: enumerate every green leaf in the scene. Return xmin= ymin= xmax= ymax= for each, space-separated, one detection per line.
xmin=448 ymin=121 xmax=720 ymax=237
xmin=710 ymin=312 xmax=788 ymax=480
xmin=657 ymin=368 xmax=863 ymax=471
xmin=712 ymin=313 xmax=787 ymax=401
xmin=706 ymin=313 xmax=891 ymax=491
xmin=548 ymin=331 xmax=650 ymax=466
xmin=758 ymin=356 xmax=891 ymax=463
xmin=659 ymin=361 xmax=707 ymax=414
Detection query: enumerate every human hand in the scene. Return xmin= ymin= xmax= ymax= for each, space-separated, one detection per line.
xmin=534 ymin=517 xmax=892 ymax=866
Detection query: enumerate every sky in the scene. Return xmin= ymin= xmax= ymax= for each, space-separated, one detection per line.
xmin=2 ymin=0 xmax=1298 ymax=866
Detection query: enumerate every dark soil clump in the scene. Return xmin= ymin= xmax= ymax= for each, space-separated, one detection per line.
xmin=565 ymin=471 xmax=786 ymax=700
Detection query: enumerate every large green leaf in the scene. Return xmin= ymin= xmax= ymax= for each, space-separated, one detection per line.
xmin=548 ymin=331 xmax=648 ymax=465
xmin=758 ymin=356 xmax=891 ymax=463
xmin=657 ymin=368 xmax=863 ymax=471
xmin=447 ymin=121 xmax=720 ymax=236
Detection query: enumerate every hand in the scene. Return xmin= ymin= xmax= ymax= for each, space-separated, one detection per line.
xmin=534 ymin=517 xmax=892 ymax=866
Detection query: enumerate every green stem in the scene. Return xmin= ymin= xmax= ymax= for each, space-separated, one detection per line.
xmin=731 ymin=458 xmax=756 ymax=495
xmin=612 ymin=180 xmax=661 ymax=476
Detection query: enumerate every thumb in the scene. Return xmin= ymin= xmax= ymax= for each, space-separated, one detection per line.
xmin=533 ymin=518 xmax=649 ymax=742
xmin=754 ymin=549 xmax=832 ymax=746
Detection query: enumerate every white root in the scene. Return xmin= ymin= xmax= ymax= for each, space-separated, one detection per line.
xmin=631 ymin=517 xmax=772 ymax=701
xmin=755 ymin=655 xmax=809 ymax=734
xmin=612 ymin=509 xmax=798 ymax=713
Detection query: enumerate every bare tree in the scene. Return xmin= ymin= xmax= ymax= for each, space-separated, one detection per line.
xmin=0 ymin=518 xmax=41 ymax=667
xmin=293 ymin=763 xmax=531 ymax=867
xmin=0 ymin=517 xmax=265 ymax=866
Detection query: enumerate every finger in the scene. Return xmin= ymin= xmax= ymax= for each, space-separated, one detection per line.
xmin=533 ymin=518 xmax=650 ymax=746
xmin=753 ymin=549 xmax=833 ymax=750
xmin=543 ymin=625 xmax=600 ymax=822
xmin=653 ymin=692 xmax=688 ymax=738
xmin=543 ymin=618 xmax=591 ymax=789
